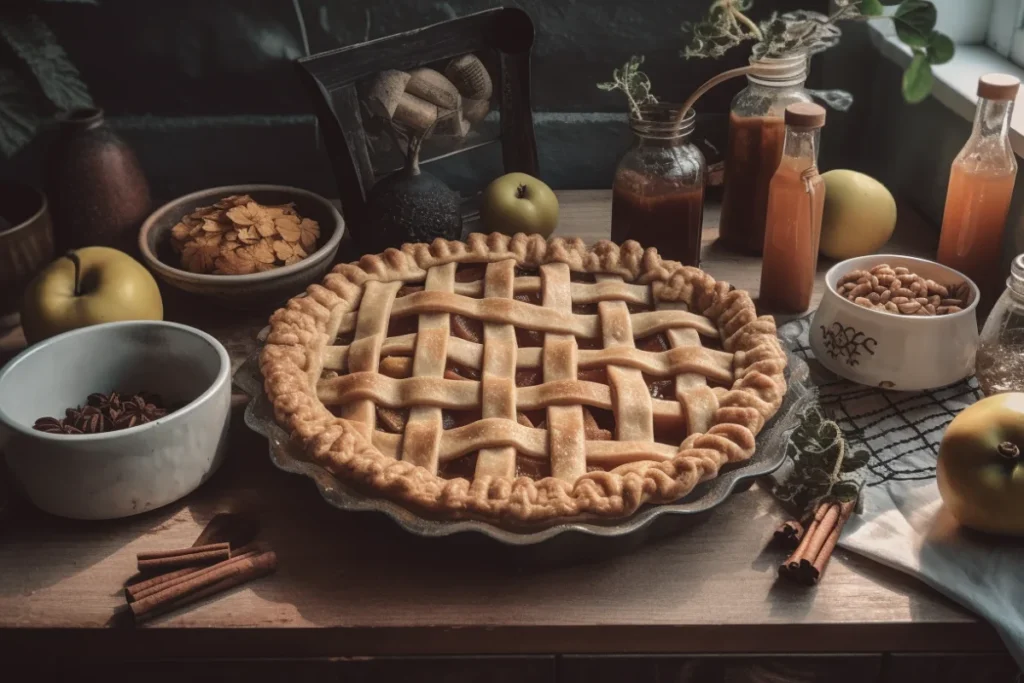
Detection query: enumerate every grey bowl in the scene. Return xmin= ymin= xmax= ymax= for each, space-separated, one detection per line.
xmin=0 ymin=321 xmax=231 ymax=520
xmin=138 ymin=184 xmax=344 ymax=309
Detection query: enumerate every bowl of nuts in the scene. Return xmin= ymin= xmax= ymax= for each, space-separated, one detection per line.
xmin=0 ymin=320 xmax=230 ymax=519
xmin=139 ymin=184 xmax=344 ymax=308
xmin=810 ymin=254 xmax=980 ymax=391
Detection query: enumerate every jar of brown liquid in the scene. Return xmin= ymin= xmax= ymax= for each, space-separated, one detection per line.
xmin=611 ymin=106 xmax=706 ymax=266
xmin=719 ymin=53 xmax=813 ymax=254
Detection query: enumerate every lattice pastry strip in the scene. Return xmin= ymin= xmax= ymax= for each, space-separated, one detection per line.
xmin=338 ymin=280 xmax=403 ymax=431
xmin=400 ymin=263 xmax=456 ymax=473
xmin=658 ymin=301 xmax=719 ymax=435
xmin=595 ymin=274 xmax=654 ymax=442
xmin=475 ymin=259 xmax=518 ymax=479
xmin=541 ymin=263 xmax=586 ymax=482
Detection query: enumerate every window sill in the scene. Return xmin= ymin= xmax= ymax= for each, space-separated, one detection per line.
xmin=868 ymin=24 xmax=1024 ymax=157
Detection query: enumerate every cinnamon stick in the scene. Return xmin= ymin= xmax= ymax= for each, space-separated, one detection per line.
xmin=137 ymin=542 xmax=231 ymax=572
xmin=779 ymin=501 xmax=855 ymax=585
xmin=129 ymin=548 xmax=262 ymax=603
xmin=773 ymin=519 xmax=804 ymax=549
xmin=125 ymin=566 xmax=201 ymax=602
xmin=130 ymin=551 xmax=277 ymax=623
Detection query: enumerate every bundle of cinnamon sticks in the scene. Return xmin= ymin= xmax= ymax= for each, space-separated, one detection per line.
xmin=124 ymin=517 xmax=275 ymax=623
xmin=775 ymin=500 xmax=855 ymax=586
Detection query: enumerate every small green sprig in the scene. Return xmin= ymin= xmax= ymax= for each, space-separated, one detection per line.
xmin=597 ymin=55 xmax=659 ymax=120
xmin=773 ymin=406 xmax=868 ymax=517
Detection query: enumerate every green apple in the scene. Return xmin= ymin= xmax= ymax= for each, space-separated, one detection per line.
xmin=480 ymin=172 xmax=559 ymax=237
xmin=21 ymin=247 xmax=163 ymax=344
xmin=819 ymin=170 xmax=897 ymax=260
xmin=937 ymin=393 xmax=1024 ymax=536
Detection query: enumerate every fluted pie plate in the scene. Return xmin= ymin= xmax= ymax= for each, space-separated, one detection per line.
xmin=251 ymin=234 xmax=805 ymax=538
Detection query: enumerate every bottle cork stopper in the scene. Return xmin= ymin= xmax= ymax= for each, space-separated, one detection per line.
xmin=784 ymin=102 xmax=826 ymax=128
xmin=978 ymin=73 xmax=1020 ymax=101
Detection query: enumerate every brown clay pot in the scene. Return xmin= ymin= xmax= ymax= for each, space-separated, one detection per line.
xmin=44 ymin=108 xmax=151 ymax=254
xmin=0 ymin=182 xmax=54 ymax=329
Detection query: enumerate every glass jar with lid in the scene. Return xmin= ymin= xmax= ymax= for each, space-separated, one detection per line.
xmin=719 ymin=52 xmax=814 ymax=253
xmin=611 ymin=105 xmax=706 ymax=266
xmin=977 ymin=254 xmax=1024 ymax=395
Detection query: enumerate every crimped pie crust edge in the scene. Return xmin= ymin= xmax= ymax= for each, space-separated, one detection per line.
xmin=260 ymin=232 xmax=787 ymax=525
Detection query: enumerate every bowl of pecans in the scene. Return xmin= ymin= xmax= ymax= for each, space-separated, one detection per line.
xmin=139 ymin=184 xmax=344 ymax=308
xmin=0 ymin=320 xmax=231 ymax=519
xmin=810 ymin=255 xmax=980 ymax=391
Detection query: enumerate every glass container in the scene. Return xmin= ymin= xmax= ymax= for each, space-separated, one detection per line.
xmin=938 ymin=73 xmax=1020 ymax=305
xmin=611 ymin=105 xmax=706 ymax=266
xmin=719 ymin=53 xmax=813 ymax=253
xmin=759 ymin=103 xmax=826 ymax=313
xmin=977 ymin=253 xmax=1024 ymax=395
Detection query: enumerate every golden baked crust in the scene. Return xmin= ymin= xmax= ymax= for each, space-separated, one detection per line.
xmin=261 ymin=233 xmax=787 ymax=525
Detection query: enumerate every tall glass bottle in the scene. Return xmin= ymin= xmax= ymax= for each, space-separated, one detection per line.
xmin=611 ymin=106 xmax=706 ymax=266
xmin=938 ymin=73 xmax=1020 ymax=303
xmin=759 ymin=102 xmax=827 ymax=313
xmin=719 ymin=53 xmax=813 ymax=254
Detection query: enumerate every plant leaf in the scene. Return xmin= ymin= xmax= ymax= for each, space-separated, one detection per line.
xmin=841 ymin=450 xmax=870 ymax=472
xmin=832 ymin=481 xmax=861 ymax=503
xmin=903 ymin=52 xmax=934 ymax=103
xmin=0 ymin=66 xmax=45 ymax=157
xmin=894 ymin=0 xmax=937 ymax=48
xmin=879 ymin=0 xmax=904 ymax=5
xmin=860 ymin=0 xmax=885 ymax=17
xmin=0 ymin=13 xmax=93 ymax=112
xmin=927 ymin=31 xmax=955 ymax=65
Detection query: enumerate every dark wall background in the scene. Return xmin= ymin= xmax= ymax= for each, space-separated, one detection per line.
xmin=4 ymin=0 xmax=830 ymax=200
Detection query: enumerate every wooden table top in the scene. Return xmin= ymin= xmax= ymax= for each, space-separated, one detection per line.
xmin=0 ymin=190 xmax=1002 ymax=659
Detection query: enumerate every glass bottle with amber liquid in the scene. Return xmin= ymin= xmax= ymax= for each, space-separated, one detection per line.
xmin=611 ymin=106 xmax=706 ymax=266
xmin=719 ymin=53 xmax=813 ymax=254
xmin=759 ymin=103 xmax=827 ymax=313
xmin=938 ymin=73 xmax=1020 ymax=304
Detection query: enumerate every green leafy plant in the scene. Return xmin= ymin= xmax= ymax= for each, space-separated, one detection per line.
xmin=0 ymin=0 xmax=96 ymax=158
xmin=773 ymin=405 xmax=868 ymax=517
xmin=596 ymin=55 xmax=659 ymax=120
xmin=682 ymin=0 xmax=953 ymax=104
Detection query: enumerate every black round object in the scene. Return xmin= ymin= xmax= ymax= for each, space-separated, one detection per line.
xmin=364 ymin=167 xmax=462 ymax=252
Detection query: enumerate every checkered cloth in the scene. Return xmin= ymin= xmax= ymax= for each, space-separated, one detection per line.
xmin=778 ymin=316 xmax=1024 ymax=668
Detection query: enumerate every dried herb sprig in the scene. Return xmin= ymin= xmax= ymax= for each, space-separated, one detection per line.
xmin=596 ymin=55 xmax=659 ymax=120
xmin=773 ymin=405 xmax=868 ymax=517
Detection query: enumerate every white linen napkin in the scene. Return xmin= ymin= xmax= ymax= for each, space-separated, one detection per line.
xmin=777 ymin=316 xmax=1024 ymax=667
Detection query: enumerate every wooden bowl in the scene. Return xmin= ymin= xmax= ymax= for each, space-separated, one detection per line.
xmin=138 ymin=184 xmax=344 ymax=309
xmin=0 ymin=182 xmax=54 ymax=328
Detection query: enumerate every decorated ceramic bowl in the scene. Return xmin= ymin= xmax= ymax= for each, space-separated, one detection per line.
xmin=810 ymin=255 xmax=980 ymax=391
xmin=0 ymin=321 xmax=230 ymax=519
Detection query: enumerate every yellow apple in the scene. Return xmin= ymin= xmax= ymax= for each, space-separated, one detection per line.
xmin=480 ymin=172 xmax=559 ymax=237
xmin=21 ymin=247 xmax=163 ymax=344
xmin=819 ymin=170 xmax=897 ymax=260
xmin=937 ymin=393 xmax=1024 ymax=536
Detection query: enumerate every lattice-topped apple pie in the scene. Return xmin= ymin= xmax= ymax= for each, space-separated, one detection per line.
xmin=261 ymin=234 xmax=787 ymax=525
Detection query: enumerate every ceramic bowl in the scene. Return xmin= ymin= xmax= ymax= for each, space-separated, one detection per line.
xmin=138 ymin=184 xmax=344 ymax=309
xmin=809 ymin=255 xmax=980 ymax=391
xmin=0 ymin=321 xmax=231 ymax=519
xmin=0 ymin=182 xmax=54 ymax=329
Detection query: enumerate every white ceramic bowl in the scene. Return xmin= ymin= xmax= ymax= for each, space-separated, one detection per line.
xmin=809 ymin=254 xmax=980 ymax=391
xmin=0 ymin=321 xmax=231 ymax=519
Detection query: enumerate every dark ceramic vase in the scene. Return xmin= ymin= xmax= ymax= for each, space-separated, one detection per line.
xmin=44 ymin=108 xmax=151 ymax=254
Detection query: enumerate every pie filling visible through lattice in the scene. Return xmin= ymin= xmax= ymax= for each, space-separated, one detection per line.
xmin=262 ymin=234 xmax=787 ymax=525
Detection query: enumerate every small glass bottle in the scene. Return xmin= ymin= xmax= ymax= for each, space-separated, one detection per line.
xmin=719 ymin=53 xmax=813 ymax=254
xmin=938 ymin=73 xmax=1020 ymax=304
xmin=759 ymin=102 xmax=827 ymax=313
xmin=977 ymin=254 xmax=1024 ymax=395
xmin=611 ymin=105 xmax=706 ymax=266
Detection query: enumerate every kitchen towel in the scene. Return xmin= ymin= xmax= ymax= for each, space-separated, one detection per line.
xmin=778 ymin=315 xmax=1024 ymax=668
